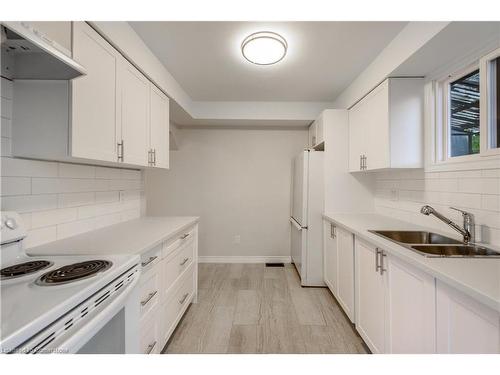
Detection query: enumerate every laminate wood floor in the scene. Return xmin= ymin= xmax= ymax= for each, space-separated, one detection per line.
xmin=162 ymin=263 xmax=368 ymax=354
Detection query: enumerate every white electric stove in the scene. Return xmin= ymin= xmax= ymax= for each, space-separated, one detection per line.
xmin=0 ymin=211 xmax=141 ymax=354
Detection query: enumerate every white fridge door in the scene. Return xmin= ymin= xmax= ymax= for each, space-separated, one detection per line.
xmin=290 ymin=217 xmax=307 ymax=281
xmin=291 ymin=150 xmax=308 ymax=226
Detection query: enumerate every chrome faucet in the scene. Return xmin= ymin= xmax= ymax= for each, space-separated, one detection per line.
xmin=420 ymin=205 xmax=475 ymax=244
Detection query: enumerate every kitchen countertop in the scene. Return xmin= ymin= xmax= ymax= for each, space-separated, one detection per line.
xmin=323 ymin=212 xmax=500 ymax=313
xmin=27 ymin=216 xmax=199 ymax=257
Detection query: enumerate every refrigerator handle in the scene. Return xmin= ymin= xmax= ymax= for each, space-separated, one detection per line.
xmin=290 ymin=217 xmax=305 ymax=231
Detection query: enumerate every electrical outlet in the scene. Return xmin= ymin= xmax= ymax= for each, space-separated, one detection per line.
xmin=390 ymin=189 xmax=399 ymax=201
xmin=233 ymin=235 xmax=241 ymax=244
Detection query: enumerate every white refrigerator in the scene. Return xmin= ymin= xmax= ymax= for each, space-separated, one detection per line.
xmin=290 ymin=149 xmax=324 ymax=286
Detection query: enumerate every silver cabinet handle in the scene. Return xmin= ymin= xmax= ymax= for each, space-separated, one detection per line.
xmin=330 ymin=223 xmax=335 ymax=239
xmin=360 ymin=155 xmax=363 ymax=170
xmin=141 ymin=256 xmax=157 ymax=268
xmin=179 ymin=293 xmax=189 ymax=304
xmin=117 ymin=140 xmax=124 ymax=162
xmin=145 ymin=341 xmax=156 ymax=354
xmin=180 ymin=233 xmax=190 ymax=240
xmin=141 ymin=290 xmax=158 ymax=306
xmin=153 ymin=149 xmax=156 ymax=165
xmin=375 ymin=248 xmax=381 ymax=273
xmin=380 ymin=250 xmax=387 ymax=275
xmin=148 ymin=149 xmax=152 ymax=166
xmin=180 ymin=257 xmax=189 ymax=266
xmin=364 ymin=155 xmax=367 ymax=170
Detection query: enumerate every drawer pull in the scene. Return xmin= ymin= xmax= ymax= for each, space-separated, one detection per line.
xmin=180 ymin=257 xmax=189 ymax=266
xmin=141 ymin=291 xmax=158 ymax=307
xmin=179 ymin=293 xmax=189 ymax=305
xmin=180 ymin=233 xmax=190 ymax=240
xmin=145 ymin=341 xmax=156 ymax=354
xmin=141 ymin=256 xmax=157 ymax=268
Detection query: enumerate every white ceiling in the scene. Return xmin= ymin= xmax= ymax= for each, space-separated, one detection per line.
xmin=130 ymin=21 xmax=407 ymax=102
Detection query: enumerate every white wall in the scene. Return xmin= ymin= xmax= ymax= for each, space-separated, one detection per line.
xmin=1 ymin=77 xmax=145 ymax=249
xmin=145 ymin=128 xmax=307 ymax=260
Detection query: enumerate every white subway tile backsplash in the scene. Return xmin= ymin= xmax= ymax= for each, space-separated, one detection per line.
xmin=95 ymin=191 xmax=120 ymax=204
xmin=1 ymin=97 xmax=13 ymax=119
xmin=31 ymin=208 xmax=78 ymax=229
xmin=121 ymin=169 xmax=142 ymax=180
xmin=58 ymin=192 xmax=95 ymax=208
xmin=1 ymin=137 xmax=12 ymax=157
xmin=58 ymin=163 xmax=96 ymax=179
xmin=1 ymin=176 xmax=31 ymax=196
xmin=374 ymin=167 xmax=500 ymax=246
xmin=57 ymin=218 xmax=95 ymax=240
xmin=95 ymin=166 xmax=122 ymax=180
xmin=1 ymin=157 xmax=58 ymax=177
xmin=1 ymin=194 xmax=58 ymax=213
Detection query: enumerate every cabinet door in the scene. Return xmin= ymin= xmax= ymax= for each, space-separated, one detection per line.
xmin=337 ymin=227 xmax=355 ymax=322
xmin=385 ymin=255 xmax=435 ymax=353
xmin=308 ymin=121 xmax=317 ymax=147
xmin=348 ymin=101 xmax=366 ymax=172
xmin=323 ymin=221 xmax=338 ymax=295
xmin=355 ymin=239 xmax=385 ymax=353
xmin=365 ymin=80 xmax=390 ymax=170
xmin=436 ymin=280 xmax=500 ymax=353
xmin=71 ymin=22 xmax=118 ymax=162
xmin=315 ymin=113 xmax=324 ymax=146
xmin=149 ymin=84 xmax=170 ymax=169
xmin=118 ymin=59 xmax=149 ymax=166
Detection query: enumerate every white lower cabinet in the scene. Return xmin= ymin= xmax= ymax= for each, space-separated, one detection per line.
xmin=355 ymin=239 xmax=386 ymax=353
xmin=323 ymin=221 xmax=338 ymax=294
xmin=385 ymin=255 xmax=435 ymax=353
xmin=355 ymin=238 xmax=435 ymax=353
xmin=323 ymin=221 xmax=355 ymax=322
xmin=336 ymin=226 xmax=355 ymax=322
xmin=137 ymin=223 xmax=198 ymax=353
xmin=436 ymin=280 xmax=500 ymax=353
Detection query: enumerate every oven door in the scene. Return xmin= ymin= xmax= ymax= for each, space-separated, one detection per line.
xmin=15 ymin=266 xmax=141 ymax=354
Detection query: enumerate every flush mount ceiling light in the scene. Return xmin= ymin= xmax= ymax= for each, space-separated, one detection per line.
xmin=241 ymin=31 xmax=288 ymax=65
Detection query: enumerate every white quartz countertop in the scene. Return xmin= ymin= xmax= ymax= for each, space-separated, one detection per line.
xmin=323 ymin=212 xmax=500 ymax=313
xmin=27 ymin=216 xmax=199 ymax=257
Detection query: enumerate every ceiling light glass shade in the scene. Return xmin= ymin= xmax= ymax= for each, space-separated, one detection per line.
xmin=241 ymin=32 xmax=287 ymax=65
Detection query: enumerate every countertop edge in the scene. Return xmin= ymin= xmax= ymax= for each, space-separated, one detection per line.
xmin=323 ymin=212 xmax=500 ymax=313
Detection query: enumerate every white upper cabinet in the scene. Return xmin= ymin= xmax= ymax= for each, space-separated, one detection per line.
xmin=71 ymin=21 xmax=118 ymax=163
xmin=348 ymin=78 xmax=423 ymax=172
xmin=308 ymin=111 xmax=325 ymax=149
xmin=149 ymin=84 xmax=170 ymax=169
xmin=11 ymin=22 xmax=170 ymax=169
xmin=117 ymin=58 xmax=150 ymax=167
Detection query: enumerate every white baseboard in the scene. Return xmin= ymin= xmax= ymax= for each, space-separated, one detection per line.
xmin=198 ymin=256 xmax=291 ymax=264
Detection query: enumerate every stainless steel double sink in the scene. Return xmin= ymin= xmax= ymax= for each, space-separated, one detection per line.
xmin=368 ymin=230 xmax=500 ymax=258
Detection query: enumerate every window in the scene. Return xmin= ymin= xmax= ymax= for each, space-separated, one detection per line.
xmin=487 ymin=56 xmax=499 ymax=149
xmin=448 ymin=69 xmax=480 ymax=157
xmin=434 ymin=47 xmax=500 ymax=167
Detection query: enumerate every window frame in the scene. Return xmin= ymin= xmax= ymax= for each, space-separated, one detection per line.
xmin=480 ymin=46 xmax=500 ymax=157
xmin=430 ymin=46 xmax=500 ymax=171
xmin=438 ymin=63 xmax=481 ymax=164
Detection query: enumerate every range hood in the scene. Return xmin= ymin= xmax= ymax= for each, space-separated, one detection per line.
xmin=1 ymin=21 xmax=86 ymax=80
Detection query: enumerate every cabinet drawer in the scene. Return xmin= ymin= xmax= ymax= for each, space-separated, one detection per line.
xmin=162 ymin=226 xmax=196 ymax=259
xmin=160 ymin=266 xmax=195 ymax=345
xmin=140 ymin=309 xmax=160 ymax=354
xmin=163 ymin=240 xmax=195 ymax=295
xmin=139 ymin=266 xmax=161 ymax=319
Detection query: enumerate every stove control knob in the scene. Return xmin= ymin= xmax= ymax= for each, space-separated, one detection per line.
xmin=5 ymin=217 xmax=17 ymax=230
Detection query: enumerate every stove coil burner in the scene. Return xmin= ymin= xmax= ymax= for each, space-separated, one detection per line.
xmin=1 ymin=260 xmax=53 ymax=279
xmin=37 ymin=260 xmax=112 ymax=285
